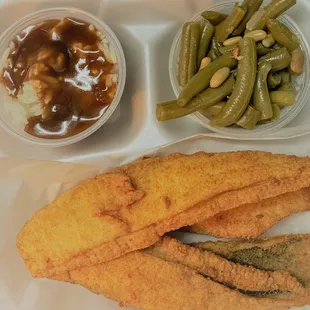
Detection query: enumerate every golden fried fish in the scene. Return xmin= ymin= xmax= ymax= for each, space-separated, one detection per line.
xmin=188 ymin=188 xmax=310 ymax=238
xmin=17 ymin=152 xmax=310 ymax=278
xmin=195 ymin=234 xmax=310 ymax=288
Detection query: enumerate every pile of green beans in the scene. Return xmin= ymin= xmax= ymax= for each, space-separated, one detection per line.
xmin=156 ymin=0 xmax=305 ymax=130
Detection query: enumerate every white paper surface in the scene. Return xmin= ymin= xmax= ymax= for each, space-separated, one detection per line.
xmin=1 ymin=136 xmax=310 ymax=310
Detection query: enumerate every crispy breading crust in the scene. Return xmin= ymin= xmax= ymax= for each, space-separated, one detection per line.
xmin=195 ymin=234 xmax=310 ymax=288
xmin=188 ymin=188 xmax=310 ymax=238
xmin=145 ymin=237 xmax=310 ymax=297
xmin=17 ymin=152 xmax=310 ymax=278
xmin=51 ymin=251 xmax=306 ymax=310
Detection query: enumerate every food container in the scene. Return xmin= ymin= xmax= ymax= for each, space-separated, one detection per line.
xmin=0 ymin=7 xmax=126 ymax=147
xmin=169 ymin=1 xmax=310 ymax=138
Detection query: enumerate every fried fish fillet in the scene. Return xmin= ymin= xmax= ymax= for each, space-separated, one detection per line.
xmin=188 ymin=188 xmax=310 ymax=238
xmin=145 ymin=237 xmax=310 ymax=297
xmin=17 ymin=152 xmax=310 ymax=278
xmin=195 ymin=234 xmax=310 ymax=288
xmin=51 ymin=250 xmax=308 ymax=310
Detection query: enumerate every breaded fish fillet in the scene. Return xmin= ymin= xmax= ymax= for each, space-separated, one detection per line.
xmin=145 ymin=237 xmax=310 ymax=297
xmin=51 ymin=250 xmax=308 ymax=310
xmin=195 ymin=234 xmax=310 ymax=288
xmin=17 ymin=152 xmax=310 ymax=278
xmin=188 ymin=188 xmax=310 ymax=238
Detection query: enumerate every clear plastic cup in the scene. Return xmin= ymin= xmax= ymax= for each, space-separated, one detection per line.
xmin=0 ymin=7 xmax=126 ymax=147
xmin=169 ymin=1 xmax=310 ymax=138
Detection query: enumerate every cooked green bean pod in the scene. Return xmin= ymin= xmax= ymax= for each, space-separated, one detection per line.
xmin=219 ymin=44 xmax=238 ymax=55
xmin=279 ymin=81 xmax=296 ymax=93
xmin=233 ymin=0 xmax=263 ymax=36
xmin=197 ymin=20 xmax=215 ymax=71
xmin=211 ymin=38 xmax=257 ymax=127
xmin=270 ymin=81 xmax=296 ymax=107
xmin=272 ymin=104 xmax=281 ymax=120
xmin=157 ymin=75 xmax=235 ymax=121
xmin=237 ymin=106 xmax=261 ymax=129
xmin=247 ymin=0 xmax=297 ymax=31
xmin=270 ymin=90 xmax=296 ymax=106
xmin=199 ymin=101 xmax=226 ymax=116
xmin=267 ymin=73 xmax=282 ymax=89
xmin=266 ymin=19 xmax=300 ymax=53
xmin=254 ymin=61 xmax=273 ymax=120
xmin=256 ymin=42 xmax=274 ymax=56
xmin=188 ymin=22 xmax=201 ymax=80
xmin=201 ymin=11 xmax=228 ymax=26
xmin=279 ymin=70 xmax=291 ymax=84
xmin=231 ymin=68 xmax=238 ymax=79
xmin=178 ymin=23 xmax=191 ymax=87
xmin=259 ymin=47 xmax=291 ymax=72
xmin=178 ymin=53 xmax=237 ymax=107
xmin=215 ymin=3 xmax=247 ymax=42
xmin=273 ymin=43 xmax=282 ymax=50
xmin=208 ymin=36 xmax=223 ymax=60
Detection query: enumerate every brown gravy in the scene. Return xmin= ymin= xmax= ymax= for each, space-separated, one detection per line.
xmin=1 ymin=18 xmax=118 ymax=139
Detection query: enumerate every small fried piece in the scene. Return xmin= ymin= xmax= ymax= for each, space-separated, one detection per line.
xmin=195 ymin=234 xmax=310 ymax=288
xmin=145 ymin=237 xmax=310 ymax=297
xmin=188 ymin=187 xmax=310 ymax=238
xmin=52 ymin=250 xmax=309 ymax=310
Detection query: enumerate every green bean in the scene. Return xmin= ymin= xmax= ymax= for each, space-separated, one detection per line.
xmin=237 ymin=106 xmax=261 ymax=129
xmin=266 ymin=19 xmax=300 ymax=53
xmin=267 ymin=73 xmax=282 ymax=89
xmin=270 ymin=90 xmax=296 ymax=106
xmin=256 ymin=42 xmax=274 ymax=56
xmin=233 ymin=0 xmax=264 ymax=36
xmin=177 ymin=53 xmax=237 ymax=107
xmin=219 ymin=44 xmax=238 ymax=55
xmin=188 ymin=22 xmax=201 ymax=80
xmin=157 ymin=75 xmax=235 ymax=121
xmin=259 ymin=47 xmax=291 ymax=72
xmin=271 ymin=104 xmax=281 ymax=121
xmin=199 ymin=74 xmax=234 ymax=102
xmin=197 ymin=20 xmax=215 ymax=71
xmin=254 ymin=61 xmax=273 ymax=120
xmin=178 ymin=22 xmax=191 ymax=87
xmin=215 ymin=3 xmax=247 ymax=42
xmin=199 ymin=101 xmax=226 ymax=116
xmin=201 ymin=11 xmax=228 ymax=26
xmin=273 ymin=43 xmax=282 ymax=50
xmin=207 ymin=48 xmax=217 ymax=61
xmin=211 ymin=38 xmax=257 ymax=127
xmin=279 ymin=70 xmax=291 ymax=84
xmin=279 ymin=81 xmax=296 ymax=93
xmin=231 ymin=68 xmax=238 ymax=79
xmin=270 ymin=81 xmax=296 ymax=107
xmin=247 ymin=0 xmax=296 ymax=31
xmin=208 ymin=37 xmax=222 ymax=60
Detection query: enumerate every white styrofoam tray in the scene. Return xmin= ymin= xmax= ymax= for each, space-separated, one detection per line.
xmin=0 ymin=0 xmax=310 ymax=309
